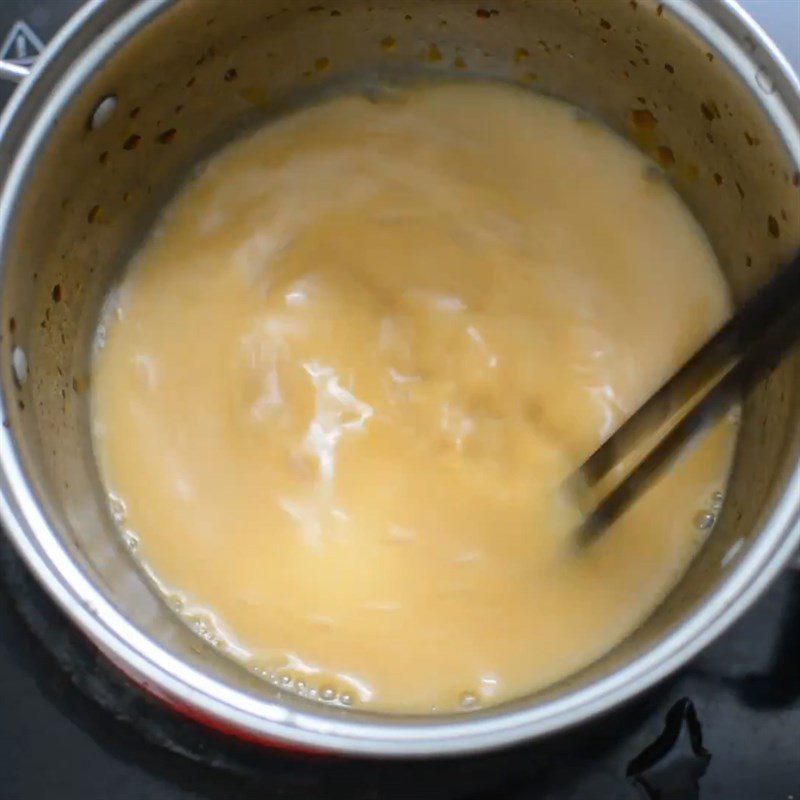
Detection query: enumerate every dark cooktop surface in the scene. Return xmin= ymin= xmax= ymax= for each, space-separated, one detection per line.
xmin=0 ymin=3 xmax=798 ymax=798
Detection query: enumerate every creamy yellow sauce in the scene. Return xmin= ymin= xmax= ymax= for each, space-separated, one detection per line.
xmin=91 ymin=83 xmax=736 ymax=714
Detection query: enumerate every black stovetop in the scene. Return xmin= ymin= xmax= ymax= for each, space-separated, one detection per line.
xmin=0 ymin=3 xmax=798 ymax=798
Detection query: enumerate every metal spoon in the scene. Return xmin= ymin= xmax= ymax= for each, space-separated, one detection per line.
xmin=573 ymin=254 xmax=800 ymax=544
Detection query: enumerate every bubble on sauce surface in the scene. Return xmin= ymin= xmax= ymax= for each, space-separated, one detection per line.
xmin=694 ymin=510 xmax=716 ymax=530
xmin=167 ymin=593 xmax=185 ymax=612
xmin=300 ymin=682 xmax=320 ymax=701
xmin=249 ymin=661 xmax=364 ymax=707
xmin=108 ymin=493 xmax=128 ymax=525
xmin=186 ymin=613 xmax=229 ymax=649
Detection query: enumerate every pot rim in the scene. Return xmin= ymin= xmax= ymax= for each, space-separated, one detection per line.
xmin=0 ymin=0 xmax=798 ymax=757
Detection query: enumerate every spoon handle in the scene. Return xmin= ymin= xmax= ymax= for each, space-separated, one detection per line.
xmin=576 ymin=254 xmax=800 ymax=544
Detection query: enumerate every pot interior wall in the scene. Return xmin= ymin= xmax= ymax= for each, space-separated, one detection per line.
xmin=2 ymin=0 xmax=799 ymax=724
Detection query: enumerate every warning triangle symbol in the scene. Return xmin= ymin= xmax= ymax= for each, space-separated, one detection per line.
xmin=0 ymin=21 xmax=44 ymax=67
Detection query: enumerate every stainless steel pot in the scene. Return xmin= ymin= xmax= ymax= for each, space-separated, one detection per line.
xmin=0 ymin=0 xmax=798 ymax=757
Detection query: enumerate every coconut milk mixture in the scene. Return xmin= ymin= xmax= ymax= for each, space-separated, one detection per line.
xmin=92 ymin=84 xmax=736 ymax=713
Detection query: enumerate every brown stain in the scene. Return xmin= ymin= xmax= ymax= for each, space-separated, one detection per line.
xmin=515 ymin=47 xmax=530 ymax=63
xmin=520 ymin=72 xmax=538 ymax=85
xmin=88 ymin=205 xmax=102 ymax=223
xmin=706 ymin=52 xmax=714 ymax=62
xmin=700 ymin=101 xmax=720 ymax=122
xmin=743 ymin=131 xmax=760 ymax=146
xmin=157 ymin=128 xmax=177 ymax=145
xmin=656 ymin=145 xmax=675 ymax=168
xmin=99 ymin=151 xmax=109 ymax=165
xmin=454 ymin=56 xmax=467 ymax=70
xmin=767 ymin=215 xmax=780 ymax=238
xmin=52 ymin=284 xmax=62 ymax=303
xmin=380 ymin=36 xmax=396 ymax=52
xmin=664 ymin=63 xmax=674 ymax=74
xmin=123 ymin=134 xmax=142 ymax=150
xmin=656 ymin=4 xmax=664 ymax=16
xmin=476 ymin=8 xmax=491 ymax=18
xmin=427 ymin=44 xmax=443 ymax=63
xmin=599 ymin=18 xmax=611 ymax=30
xmin=735 ymin=181 xmax=745 ymax=200
xmin=224 ymin=68 xmax=239 ymax=82
xmin=630 ymin=108 xmax=658 ymax=131
xmin=713 ymin=172 xmax=723 ymax=186
xmin=314 ymin=57 xmax=330 ymax=72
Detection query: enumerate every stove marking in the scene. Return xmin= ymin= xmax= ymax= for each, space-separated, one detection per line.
xmin=0 ymin=21 xmax=44 ymax=67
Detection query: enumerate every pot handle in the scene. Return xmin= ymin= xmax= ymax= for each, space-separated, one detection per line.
xmin=0 ymin=60 xmax=30 ymax=84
